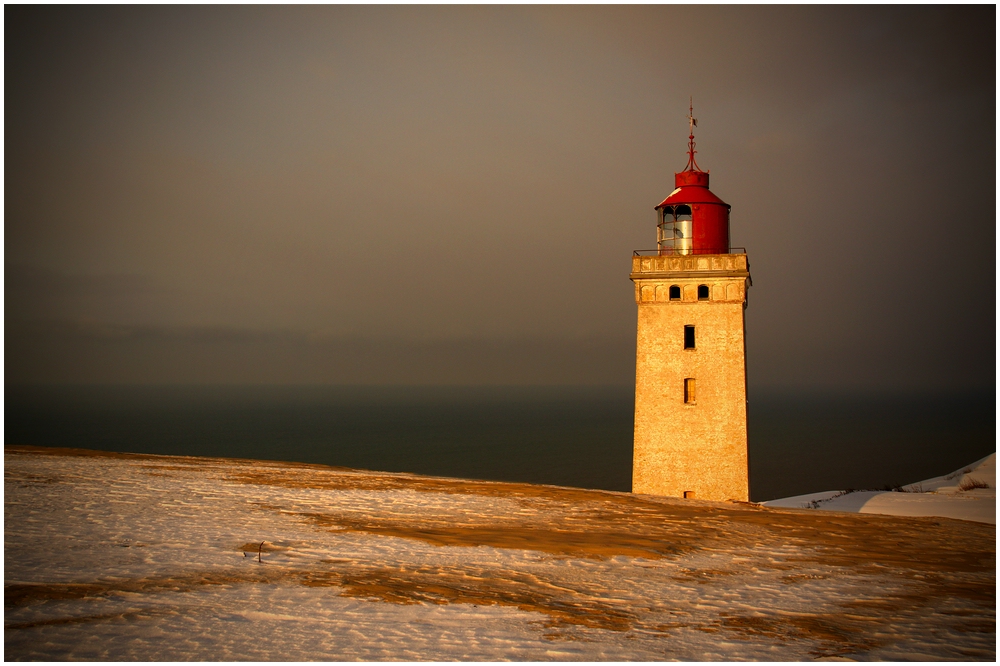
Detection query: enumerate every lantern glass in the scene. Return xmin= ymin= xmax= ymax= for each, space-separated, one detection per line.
xmin=658 ymin=206 xmax=693 ymax=255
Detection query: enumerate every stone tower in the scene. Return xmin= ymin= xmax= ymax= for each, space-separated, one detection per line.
xmin=630 ymin=104 xmax=750 ymax=502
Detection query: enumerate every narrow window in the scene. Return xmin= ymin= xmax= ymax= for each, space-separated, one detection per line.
xmin=697 ymin=284 xmax=710 ymax=300
xmin=684 ymin=378 xmax=696 ymax=404
xmin=669 ymin=285 xmax=681 ymax=300
xmin=684 ymin=325 xmax=695 ymax=349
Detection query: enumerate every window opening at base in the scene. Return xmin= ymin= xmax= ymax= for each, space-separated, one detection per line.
xmin=684 ymin=378 xmax=696 ymax=404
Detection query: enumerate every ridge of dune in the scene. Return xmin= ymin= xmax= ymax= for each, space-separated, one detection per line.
xmin=762 ymin=453 xmax=996 ymax=524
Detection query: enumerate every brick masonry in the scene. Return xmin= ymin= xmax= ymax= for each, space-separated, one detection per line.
xmin=630 ymin=253 xmax=750 ymax=501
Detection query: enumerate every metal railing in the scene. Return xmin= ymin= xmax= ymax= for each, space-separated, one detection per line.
xmin=633 ymin=247 xmax=746 ymax=256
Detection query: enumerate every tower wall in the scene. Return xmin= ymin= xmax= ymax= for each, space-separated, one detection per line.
xmin=630 ymin=253 xmax=750 ymax=501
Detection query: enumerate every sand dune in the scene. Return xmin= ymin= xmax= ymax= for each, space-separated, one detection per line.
xmin=5 ymin=446 xmax=995 ymax=660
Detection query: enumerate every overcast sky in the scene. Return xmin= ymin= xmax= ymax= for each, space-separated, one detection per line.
xmin=6 ymin=5 xmax=994 ymax=390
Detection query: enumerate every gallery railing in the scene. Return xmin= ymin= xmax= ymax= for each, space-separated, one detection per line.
xmin=633 ymin=247 xmax=746 ymax=256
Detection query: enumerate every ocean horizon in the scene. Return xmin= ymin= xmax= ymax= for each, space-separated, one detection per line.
xmin=4 ymin=384 xmax=994 ymax=502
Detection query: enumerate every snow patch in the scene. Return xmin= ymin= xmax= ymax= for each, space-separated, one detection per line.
xmin=763 ymin=453 xmax=995 ymax=524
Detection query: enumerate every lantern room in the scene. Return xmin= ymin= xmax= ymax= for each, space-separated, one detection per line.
xmin=655 ymin=104 xmax=731 ymax=256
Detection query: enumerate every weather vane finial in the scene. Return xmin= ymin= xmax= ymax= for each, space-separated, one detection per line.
xmin=684 ymin=96 xmax=701 ymax=172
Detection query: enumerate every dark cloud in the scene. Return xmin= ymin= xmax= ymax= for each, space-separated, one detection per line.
xmin=6 ymin=319 xmax=633 ymax=386
xmin=5 ymin=6 xmax=994 ymax=389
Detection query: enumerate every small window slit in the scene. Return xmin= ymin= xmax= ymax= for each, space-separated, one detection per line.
xmin=684 ymin=325 xmax=695 ymax=349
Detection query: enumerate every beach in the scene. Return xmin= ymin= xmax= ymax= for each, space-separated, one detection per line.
xmin=5 ymin=445 xmax=995 ymax=660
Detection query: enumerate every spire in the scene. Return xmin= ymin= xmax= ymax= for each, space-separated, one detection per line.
xmin=683 ymin=96 xmax=702 ymax=173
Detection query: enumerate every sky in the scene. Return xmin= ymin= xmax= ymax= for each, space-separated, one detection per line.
xmin=6 ymin=5 xmax=995 ymax=390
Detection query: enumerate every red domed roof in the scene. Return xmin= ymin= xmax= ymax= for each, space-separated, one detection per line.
xmin=655 ymin=172 xmax=730 ymax=210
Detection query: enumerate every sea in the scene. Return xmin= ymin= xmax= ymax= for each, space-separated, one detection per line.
xmin=4 ymin=385 xmax=995 ymax=502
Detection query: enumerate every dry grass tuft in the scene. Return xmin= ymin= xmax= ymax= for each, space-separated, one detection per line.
xmin=959 ymin=478 xmax=992 ymax=491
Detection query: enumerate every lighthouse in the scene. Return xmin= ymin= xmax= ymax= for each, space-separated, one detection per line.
xmin=630 ymin=103 xmax=751 ymax=502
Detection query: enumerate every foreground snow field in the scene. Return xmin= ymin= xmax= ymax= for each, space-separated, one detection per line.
xmin=763 ymin=454 xmax=996 ymax=525
xmin=5 ymin=446 xmax=995 ymax=661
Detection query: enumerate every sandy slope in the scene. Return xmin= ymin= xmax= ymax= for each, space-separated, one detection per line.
xmin=4 ymin=446 xmax=995 ymax=661
xmin=763 ymin=454 xmax=996 ymax=524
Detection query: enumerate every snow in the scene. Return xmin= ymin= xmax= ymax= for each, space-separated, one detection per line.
xmin=763 ymin=453 xmax=996 ymax=525
xmin=5 ymin=446 xmax=995 ymax=661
